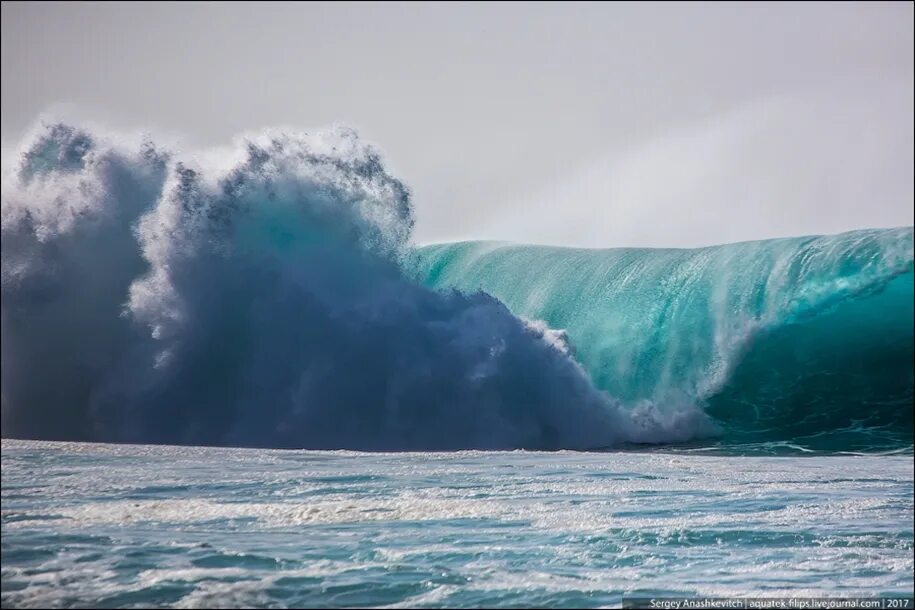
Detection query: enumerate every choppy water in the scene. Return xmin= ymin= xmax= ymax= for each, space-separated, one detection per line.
xmin=2 ymin=440 xmax=912 ymax=608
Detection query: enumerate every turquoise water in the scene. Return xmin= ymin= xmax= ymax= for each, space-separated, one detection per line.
xmin=412 ymin=228 xmax=914 ymax=451
xmin=2 ymin=440 xmax=913 ymax=608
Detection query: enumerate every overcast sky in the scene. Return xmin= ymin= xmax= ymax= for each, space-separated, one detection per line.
xmin=2 ymin=2 xmax=912 ymax=247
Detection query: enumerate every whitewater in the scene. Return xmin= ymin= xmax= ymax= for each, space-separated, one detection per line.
xmin=2 ymin=439 xmax=913 ymax=608
xmin=1 ymin=122 xmax=912 ymax=608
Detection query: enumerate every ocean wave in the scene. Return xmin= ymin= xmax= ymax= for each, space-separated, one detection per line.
xmin=412 ymin=228 xmax=914 ymax=450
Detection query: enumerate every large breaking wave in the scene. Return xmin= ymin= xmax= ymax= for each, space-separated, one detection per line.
xmin=412 ymin=229 xmax=914 ymax=451
xmin=3 ymin=123 xmax=911 ymax=452
xmin=1 ymin=123 xmax=705 ymax=450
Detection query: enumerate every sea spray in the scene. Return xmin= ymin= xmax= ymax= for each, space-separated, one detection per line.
xmin=1 ymin=123 xmax=707 ymax=450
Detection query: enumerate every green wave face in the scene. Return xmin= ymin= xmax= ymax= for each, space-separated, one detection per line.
xmin=411 ymin=228 xmax=914 ymax=450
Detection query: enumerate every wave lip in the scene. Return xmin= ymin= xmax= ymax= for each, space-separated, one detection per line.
xmin=412 ymin=227 xmax=915 ymax=451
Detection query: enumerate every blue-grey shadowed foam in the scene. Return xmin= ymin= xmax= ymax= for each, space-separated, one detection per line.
xmin=3 ymin=123 xmax=697 ymax=451
xmin=411 ymin=229 xmax=914 ymax=451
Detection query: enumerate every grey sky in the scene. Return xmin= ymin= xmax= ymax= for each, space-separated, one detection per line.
xmin=2 ymin=1 xmax=912 ymax=247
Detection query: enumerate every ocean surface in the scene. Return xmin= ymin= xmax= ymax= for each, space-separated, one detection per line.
xmin=2 ymin=439 xmax=913 ymax=609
